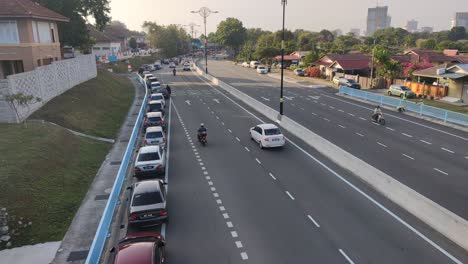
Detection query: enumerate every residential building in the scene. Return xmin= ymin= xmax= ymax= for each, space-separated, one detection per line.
xmin=290 ymin=51 xmax=310 ymax=59
xmin=87 ymin=24 xmax=122 ymax=57
xmin=366 ymin=6 xmax=391 ymax=36
xmin=313 ymin=54 xmax=371 ymax=78
xmin=404 ymin=49 xmax=459 ymax=65
xmin=349 ymin=28 xmax=361 ymax=37
xmin=0 ymin=0 xmax=69 ymax=78
xmin=404 ymin=20 xmax=418 ymax=33
xmin=452 ymin=12 xmax=468 ymax=29
xmin=420 ymin=26 xmax=433 ymax=33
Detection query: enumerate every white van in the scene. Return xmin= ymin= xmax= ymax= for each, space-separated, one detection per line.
xmin=249 ymin=61 xmax=260 ymax=69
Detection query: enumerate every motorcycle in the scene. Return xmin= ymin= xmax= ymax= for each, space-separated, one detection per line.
xmin=198 ymin=132 xmax=207 ymax=146
xmin=372 ymin=113 xmax=386 ymax=125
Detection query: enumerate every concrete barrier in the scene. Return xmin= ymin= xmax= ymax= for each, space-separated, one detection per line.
xmin=193 ymin=63 xmax=468 ymax=251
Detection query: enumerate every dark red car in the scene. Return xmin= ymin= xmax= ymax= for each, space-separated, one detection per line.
xmin=111 ymin=232 xmax=166 ymax=264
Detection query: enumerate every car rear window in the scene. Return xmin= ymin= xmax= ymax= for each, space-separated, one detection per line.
xmin=148 ymin=117 xmax=161 ymax=122
xmin=138 ymin=152 xmax=160 ymax=161
xmin=132 ymin=191 xmax=163 ymax=206
xmin=150 ymin=104 xmax=162 ymax=110
xmin=400 ymin=86 xmax=410 ymax=90
xmin=151 ymin=96 xmax=163 ymax=100
xmin=147 ymin=131 xmax=163 ymax=138
xmin=264 ymin=128 xmax=281 ymax=135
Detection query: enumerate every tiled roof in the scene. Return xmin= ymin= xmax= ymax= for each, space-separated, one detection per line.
xmin=274 ymin=55 xmax=300 ymax=60
xmin=451 ymin=55 xmax=468 ymax=64
xmin=0 ymin=0 xmax=69 ymax=21
xmin=405 ymin=49 xmax=455 ymax=63
xmin=330 ymin=58 xmax=371 ymax=70
xmin=87 ymin=24 xmax=115 ymax=42
xmin=443 ymin=49 xmax=459 ymax=56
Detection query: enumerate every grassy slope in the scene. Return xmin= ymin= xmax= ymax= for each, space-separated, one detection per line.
xmin=31 ymin=70 xmax=134 ymax=138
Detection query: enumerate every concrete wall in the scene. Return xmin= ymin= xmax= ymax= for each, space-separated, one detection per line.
xmin=0 ymin=54 xmax=97 ymax=123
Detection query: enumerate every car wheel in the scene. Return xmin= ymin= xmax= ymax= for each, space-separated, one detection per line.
xmin=400 ymin=94 xmax=404 ymax=98
xmin=388 ymin=91 xmax=392 ymax=96
xmin=250 ymin=132 xmax=254 ymax=140
xmin=259 ymin=141 xmax=264 ymax=149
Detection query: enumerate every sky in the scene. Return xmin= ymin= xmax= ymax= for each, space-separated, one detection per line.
xmin=108 ymin=0 xmax=467 ymax=35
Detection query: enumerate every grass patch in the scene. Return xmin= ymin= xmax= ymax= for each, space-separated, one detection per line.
xmin=105 ymin=54 xmax=160 ymax=73
xmin=31 ymin=69 xmax=134 ymax=139
xmin=0 ymin=123 xmax=111 ymax=249
xmin=408 ymin=98 xmax=468 ymax=114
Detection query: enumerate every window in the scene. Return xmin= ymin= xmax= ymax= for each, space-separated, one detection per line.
xmin=37 ymin=59 xmax=42 ymax=66
xmin=50 ymin=28 xmax=55 ymax=42
xmin=32 ymin=21 xmax=39 ymax=43
xmin=92 ymin=47 xmax=101 ymax=50
xmin=102 ymin=47 xmax=110 ymax=50
xmin=132 ymin=191 xmax=163 ymax=206
xmin=146 ymin=131 xmax=164 ymax=139
xmin=138 ymin=152 xmax=160 ymax=162
xmin=37 ymin=22 xmax=52 ymax=43
xmin=148 ymin=117 xmax=162 ymax=122
xmin=0 ymin=21 xmax=19 ymax=44
xmin=264 ymin=128 xmax=281 ymax=136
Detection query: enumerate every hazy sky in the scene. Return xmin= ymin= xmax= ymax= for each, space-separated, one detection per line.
xmin=108 ymin=0 xmax=467 ymax=35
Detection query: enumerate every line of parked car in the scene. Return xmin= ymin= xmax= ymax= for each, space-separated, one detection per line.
xmin=332 ymin=76 xmax=362 ymax=89
xmin=109 ymin=67 xmax=173 ymax=264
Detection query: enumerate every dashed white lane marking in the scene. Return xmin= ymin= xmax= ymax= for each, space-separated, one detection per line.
xmin=255 ymin=158 xmax=262 ymax=164
xmin=199 ymin=162 xmax=204 ymax=166
xmin=307 ymin=215 xmax=320 ymax=228
xmin=216 ymin=116 xmax=220 ymax=119
xmin=226 ymin=221 xmax=233 ymax=228
xmin=211 ymin=187 xmax=216 ymax=191
xmin=205 ymin=176 xmax=211 ymax=180
xmin=201 ymin=167 xmax=206 ymax=170
xmin=323 ymin=118 xmax=330 ymax=122
xmin=359 ymin=117 xmax=366 ymax=121
xmin=236 ymin=137 xmax=240 ymax=142
xmin=402 ymin=133 xmax=413 ymax=138
xmin=235 ymin=241 xmax=243 ymax=248
xmin=194 ymin=152 xmax=198 ymax=155
xmin=377 ymin=142 xmax=387 ymax=148
xmin=245 ymin=147 xmax=250 ymax=152
xmin=339 ymin=249 xmax=355 ymax=264
xmin=240 ymin=252 xmax=248 ymax=260
xmin=434 ymin=168 xmax=448 ymax=175
xmin=228 ymin=129 xmax=232 ymax=133
xmin=197 ymin=159 xmax=202 ymax=162
xmin=231 ymin=231 xmax=238 ymax=238
xmin=402 ymin=154 xmax=415 ymax=160
xmin=338 ymin=124 xmax=346 ymax=129
xmin=285 ymin=191 xmax=295 ymax=200
xmin=348 ymin=113 xmax=355 ymax=117
xmin=441 ymin=147 xmax=455 ymax=154
xmin=386 ymin=127 xmax=395 ymax=131
xmin=338 ymin=109 xmax=344 ymax=112
xmin=213 ymin=193 xmax=219 ymax=198
xmin=269 ymin=172 xmax=277 ymax=180
xmin=313 ymin=101 xmax=318 ymax=103
xmin=223 ymin=213 xmax=229 ymax=219
xmin=465 ymin=156 xmax=468 ymax=159
xmin=221 ymin=122 xmax=225 ymax=125
xmin=219 ymin=206 xmax=226 ymax=211
xmin=329 ymin=106 xmax=335 ymax=109
xmin=420 ymin=140 xmax=432 ymax=145
xmin=311 ymin=112 xmax=317 ymax=116
xmin=203 ymin=171 xmax=208 ymax=175
xmin=320 ymin=103 xmax=326 ymax=106
xmin=355 ymin=132 xmax=364 ymax=137
xmin=216 ymin=199 xmax=222 ymax=204
xmin=208 ymin=181 xmax=213 ymax=185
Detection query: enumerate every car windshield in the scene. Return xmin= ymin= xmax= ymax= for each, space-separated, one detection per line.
xmin=258 ymin=66 xmax=265 ymax=69
xmin=138 ymin=152 xmax=160 ymax=161
xmin=147 ymin=131 xmax=163 ymax=138
xmin=400 ymin=86 xmax=410 ymax=91
xmin=347 ymin=79 xmax=356 ymax=83
xmin=132 ymin=191 xmax=163 ymax=206
xmin=264 ymin=128 xmax=281 ymax=135
xmin=150 ymin=104 xmax=162 ymax=110
xmin=148 ymin=117 xmax=161 ymax=122
xmin=151 ymin=96 xmax=163 ymax=100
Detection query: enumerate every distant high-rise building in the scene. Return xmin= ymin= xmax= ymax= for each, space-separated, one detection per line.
xmin=333 ymin=29 xmax=343 ymax=36
xmin=366 ymin=6 xmax=391 ymax=36
xmin=453 ymin=12 xmax=468 ymax=29
xmin=420 ymin=26 xmax=433 ymax=33
xmin=405 ymin=19 xmax=418 ymax=33
xmin=349 ymin=28 xmax=361 ymax=36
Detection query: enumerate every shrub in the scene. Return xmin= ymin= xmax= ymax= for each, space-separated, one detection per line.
xmin=309 ymin=67 xmax=321 ymax=78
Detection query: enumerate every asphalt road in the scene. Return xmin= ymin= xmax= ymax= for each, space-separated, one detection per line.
xmin=103 ymin=65 xmax=468 ymax=264
xmin=201 ymin=59 xmax=468 ymax=221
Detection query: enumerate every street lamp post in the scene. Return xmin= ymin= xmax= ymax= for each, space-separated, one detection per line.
xmin=191 ymin=7 xmax=218 ymax=74
xmin=279 ymin=0 xmax=287 ymax=115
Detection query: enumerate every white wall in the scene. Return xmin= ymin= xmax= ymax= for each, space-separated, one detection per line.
xmin=0 ymin=55 xmax=97 ymax=123
xmin=91 ymin=42 xmax=121 ymax=57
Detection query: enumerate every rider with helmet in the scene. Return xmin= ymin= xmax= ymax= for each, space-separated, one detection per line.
xmin=197 ymin=123 xmax=207 ymax=141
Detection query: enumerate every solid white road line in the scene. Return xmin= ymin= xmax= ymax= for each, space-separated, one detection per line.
xmin=307 ymin=215 xmax=320 ymax=227
xmin=386 ymin=127 xmax=395 ymax=131
xmin=402 ymin=154 xmax=415 ymax=160
xmin=377 ymin=142 xmax=387 ymax=148
xmin=339 ymin=249 xmax=355 ymax=264
xmin=240 ymin=252 xmax=248 ymax=260
xmin=338 ymin=124 xmax=346 ymax=129
xmin=434 ymin=168 xmax=448 ymax=175
xmin=441 ymin=147 xmax=455 ymax=154
xmin=402 ymin=133 xmax=413 ymax=138
xmin=231 ymin=231 xmax=238 ymax=238
xmin=235 ymin=241 xmax=243 ymax=248
xmin=193 ymin=72 xmax=463 ymax=264
xmin=269 ymin=172 xmax=277 ymax=180
xmin=355 ymin=132 xmax=364 ymax=137
xmin=245 ymin=147 xmax=250 ymax=152
xmin=255 ymin=158 xmax=262 ymax=164
xmin=285 ymin=191 xmax=295 ymax=200
xmin=420 ymin=140 xmax=432 ymax=145
xmin=227 ymin=222 xmax=233 ymax=228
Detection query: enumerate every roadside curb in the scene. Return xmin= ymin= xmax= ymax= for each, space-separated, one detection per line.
xmin=193 ymin=63 xmax=468 ymax=252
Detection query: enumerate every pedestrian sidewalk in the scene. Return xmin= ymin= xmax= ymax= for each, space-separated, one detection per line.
xmin=51 ymin=74 xmax=144 ymax=264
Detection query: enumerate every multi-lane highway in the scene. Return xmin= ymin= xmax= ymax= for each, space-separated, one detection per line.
xmin=201 ymin=59 xmax=468 ymax=222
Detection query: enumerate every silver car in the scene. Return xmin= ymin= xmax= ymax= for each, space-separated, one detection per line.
xmin=128 ymin=180 xmax=168 ymax=226
xmin=388 ymin=85 xmax=415 ymax=98
xmin=134 ymin=145 xmax=166 ymax=177
xmin=145 ymin=126 xmax=166 ymax=146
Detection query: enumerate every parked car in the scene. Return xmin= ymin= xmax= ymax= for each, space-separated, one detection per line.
xmin=294 ymin=68 xmax=305 ymax=76
xmin=332 ymin=76 xmax=343 ymax=85
xmin=150 ymin=82 xmax=162 ymax=92
xmin=339 ymin=78 xmax=361 ymax=89
xmin=128 ymin=180 xmax=168 ymax=226
xmin=147 ymin=77 xmax=159 ymax=88
xmin=154 ymin=63 xmax=162 ymax=70
xmin=144 ymin=112 xmax=166 ymax=131
xmin=138 ymin=67 xmax=145 ymax=75
xmin=169 ymin=62 xmax=176 ymax=68
xmin=388 ymin=85 xmax=415 ymax=98
xmin=256 ymin=65 xmax=268 ymax=74
xmin=249 ymin=61 xmax=260 ymax=69
xmin=150 ymin=93 xmax=166 ymax=108
xmin=241 ymin=62 xmax=249 ymax=67
xmin=148 ymin=100 xmax=165 ymax=116
xmin=249 ymin=124 xmax=286 ymax=149
xmin=153 ymin=87 xmax=170 ymax=99
xmin=145 ymin=126 xmax=166 ymax=146
xmin=143 ymin=73 xmax=154 ymax=82
xmin=183 ymin=63 xmax=191 ymax=71
xmin=134 ymin=146 xmax=166 ymax=177
xmin=110 ymin=232 xmax=166 ymax=264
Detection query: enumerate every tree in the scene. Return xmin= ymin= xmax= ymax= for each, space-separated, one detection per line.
xmin=419 ymin=39 xmax=436 ymax=49
xmin=143 ymin=22 xmax=190 ymax=57
xmin=373 ymin=46 xmax=402 ymax=80
xmin=316 ymin=30 xmax=335 ymax=43
xmin=448 ymin=27 xmax=466 ymax=41
xmin=128 ymin=37 xmax=137 ymax=50
xmin=215 ymin=18 xmax=247 ymax=56
xmin=37 ymin=0 xmax=110 ymax=50
xmin=5 ymin=93 xmax=41 ymax=126
xmin=302 ymin=52 xmax=319 ymax=66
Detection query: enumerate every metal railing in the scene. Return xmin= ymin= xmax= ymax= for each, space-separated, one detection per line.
xmin=339 ymin=86 xmax=468 ymax=127
xmin=85 ymin=73 xmax=148 ymax=264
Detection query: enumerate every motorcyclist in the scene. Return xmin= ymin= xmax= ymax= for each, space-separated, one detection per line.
xmin=197 ymin=123 xmax=207 ymax=141
xmin=173 ymin=68 xmax=176 ymax=76
xmin=372 ymin=106 xmax=382 ymax=121
xmin=166 ymin=84 xmax=172 ymax=95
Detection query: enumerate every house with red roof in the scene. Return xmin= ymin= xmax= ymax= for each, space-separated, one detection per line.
xmin=0 ymin=0 xmax=69 ymax=78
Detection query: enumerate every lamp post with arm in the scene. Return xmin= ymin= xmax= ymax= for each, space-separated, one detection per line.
xmin=279 ymin=0 xmax=287 ymax=115
xmin=191 ymin=7 xmax=219 ymax=74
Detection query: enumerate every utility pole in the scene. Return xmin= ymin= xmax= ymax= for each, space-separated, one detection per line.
xmin=191 ymin=7 xmax=219 ymax=74
xmin=280 ymin=0 xmax=287 ymax=116
xmin=370 ymin=39 xmax=376 ymax=88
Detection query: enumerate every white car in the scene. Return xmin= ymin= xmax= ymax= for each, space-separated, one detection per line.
xmin=249 ymin=61 xmax=260 ymax=69
xmin=169 ymin=62 xmax=176 ymax=68
xmin=134 ymin=145 xmax=166 ymax=177
xmin=183 ymin=63 xmax=191 ymax=71
xmin=241 ymin=62 xmax=249 ymax=67
xmin=144 ymin=126 xmax=166 ymax=146
xmin=256 ymin=66 xmax=268 ymax=74
xmin=143 ymin=73 xmax=154 ymax=82
xmin=149 ymin=93 xmax=165 ymax=108
xmin=249 ymin=124 xmax=286 ymax=149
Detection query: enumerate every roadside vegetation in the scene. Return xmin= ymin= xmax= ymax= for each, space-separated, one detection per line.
xmin=105 ymin=53 xmax=160 ymax=74
xmin=31 ymin=69 xmax=134 ymax=139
